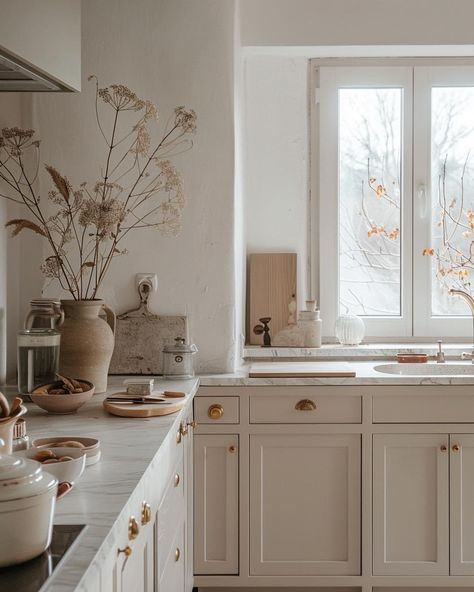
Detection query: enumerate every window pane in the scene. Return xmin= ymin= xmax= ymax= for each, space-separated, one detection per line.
xmin=431 ymin=87 xmax=474 ymax=316
xmin=338 ymin=88 xmax=402 ymax=316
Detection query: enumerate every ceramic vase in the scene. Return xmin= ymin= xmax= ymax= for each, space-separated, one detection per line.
xmin=335 ymin=314 xmax=365 ymax=346
xmin=58 ymin=300 xmax=115 ymax=394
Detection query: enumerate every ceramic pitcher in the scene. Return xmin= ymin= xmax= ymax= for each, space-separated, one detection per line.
xmin=58 ymin=300 xmax=115 ymax=394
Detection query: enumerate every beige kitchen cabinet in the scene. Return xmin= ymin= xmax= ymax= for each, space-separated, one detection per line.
xmin=158 ymin=519 xmax=186 ymax=591
xmin=450 ymin=433 xmax=474 ymax=575
xmin=194 ymin=433 xmax=239 ymax=575
xmin=115 ymin=516 xmax=155 ymax=592
xmin=373 ymin=433 xmax=450 ymax=575
xmin=249 ymin=433 xmax=361 ymax=576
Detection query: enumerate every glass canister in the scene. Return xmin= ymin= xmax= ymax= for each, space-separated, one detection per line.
xmin=17 ymin=329 xmax=61 ymax=394
xmin=24 ymin=298 xmax=64 ymax=330
xmin=162 ymin=338 xmax=198 ymax=379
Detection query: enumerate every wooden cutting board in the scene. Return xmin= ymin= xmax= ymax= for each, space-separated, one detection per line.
xmin=103 ymin=391 xmax=187 ymax=417
xmin=108 ymin=282 xmax=187 ymax=375
xmin=248 ymin=362 xmax=356 ymax=378
xmin=248 ymin=253 xmax=297 ymax=345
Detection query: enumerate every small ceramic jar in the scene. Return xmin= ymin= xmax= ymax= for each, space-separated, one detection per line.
xmin=0 ymin=440 xmax=58 ymax=567
xmin=162 ymin=338 xmax=198 ymax=379
xmin=335 ymin=315 xmax=365 ymax=345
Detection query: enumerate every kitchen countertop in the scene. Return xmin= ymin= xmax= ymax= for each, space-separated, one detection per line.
xmin=2 ymin=376 xmax=199 ymax=592
xmin=199 ymin=360 xmax=474 ymax=386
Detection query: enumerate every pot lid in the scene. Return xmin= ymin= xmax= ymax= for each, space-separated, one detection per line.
xmin=0 ymin=440 xmax=57 ymax=501
xmin=163 ymin=337 xmax=198 ymax=354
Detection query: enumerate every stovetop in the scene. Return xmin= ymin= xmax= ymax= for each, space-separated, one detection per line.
xmin=0 ymin=524 xmax=85 ymax=592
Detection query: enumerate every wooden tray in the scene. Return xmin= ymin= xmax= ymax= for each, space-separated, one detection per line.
xmin=248 ymin=362 xmax=356 ymax=378
xmin=103 ymin=391 xmax=186 ymax=418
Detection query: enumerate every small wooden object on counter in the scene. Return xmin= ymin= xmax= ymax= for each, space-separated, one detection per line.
xmin=248 ymin=253 xmax=297 ymax=345
xmin=109 ymin=279 xmax=187 ymax=375
xmin=396 ymin=353 xmax=428 ymax=363
xmin=103 ymin=391 xmax=187 ymax=418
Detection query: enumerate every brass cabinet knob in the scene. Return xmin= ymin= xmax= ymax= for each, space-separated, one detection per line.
xmin=187 ymin=420 xmax=197 ymax=429
xmin=295 ymin=399 xmax=316 ymax=411
xmin=208 ymin=404 xmax=224 ymax=419
xmin=118 ymin=545 xmax=132 ymax=557
xmin=453 ymin=444 xmax=461 ymax=452
xmin=128 ymin=516 xmax=139 ymax=540
xmin=440 ymin=445 xmax=447 ymax=452
xmin=175 ymin=547 xmax=181 ymax=562
xmin=176 ymin=428 xmax=182 ymax=444
xmin=174 ymin=473 xmax=180 ymax=487
xmin=229 ymin=445 xmax=237 ymax=453
xmin=141 ymin=502 xmax=151 ymax=525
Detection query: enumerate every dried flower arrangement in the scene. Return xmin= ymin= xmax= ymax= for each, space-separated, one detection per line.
xmin=0 ymin=77 xmax=197 ymax=300
xmin=422 ymin=156 xmax=474 ymax=294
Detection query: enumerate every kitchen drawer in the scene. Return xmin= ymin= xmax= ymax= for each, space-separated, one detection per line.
xmin=373 ymin=395 xmax=474 ymax=423
xmin=195 ymin=396 xmax=240 ymax=424
xmin=250 ymin=394 xmax=361 ymax=424
xmin=156 ymin=455 xmax=185 ymax=574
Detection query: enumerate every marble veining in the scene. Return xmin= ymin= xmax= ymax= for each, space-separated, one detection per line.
xmin=2 ymin=377 xmax=198 ymax=592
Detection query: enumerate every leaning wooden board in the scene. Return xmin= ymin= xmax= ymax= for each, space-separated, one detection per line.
xmin=103 ymin=391 xmax=187 ymax=417
xmin=248 ymin=253 xmax=297 ymax=345
xmin=109 ymin=281 xmax=187 ymax=375
xmin=248 ymin=362 xmax=356 ymax=378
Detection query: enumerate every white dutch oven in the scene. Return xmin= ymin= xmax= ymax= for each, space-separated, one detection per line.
xmin=0 ymin=438 xmax=58 ymax=567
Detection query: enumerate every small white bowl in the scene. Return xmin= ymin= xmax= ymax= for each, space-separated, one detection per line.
xmin=18 ymin=447 xmax=86 ymax=485
xmin=31 ymin=436 xmax=100 ymax=466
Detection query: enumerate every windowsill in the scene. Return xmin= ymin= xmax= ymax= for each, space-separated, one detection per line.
xmin=244 ymin=343 xmax=473 ymax=361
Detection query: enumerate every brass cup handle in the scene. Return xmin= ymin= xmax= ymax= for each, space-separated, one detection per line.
xmin=295 ymin=399 xmax=316 ymax=411
xmin=175 ymin=547 xmax=181 ymax=562
xmin=453 ymin=444 xmax=461 ymax=452
xmin=118 ymin=545 xmax=132 ymax=557
xmin=141 ymin=502 xmax=151 ymax=525
xmin=208 ymin=404 xmax=224 ymax=419
xmin=128 ymin=516 xmax=139 ymax=540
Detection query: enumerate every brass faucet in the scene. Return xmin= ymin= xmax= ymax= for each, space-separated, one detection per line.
xmin=449 ymin=289 xmax=474 ymax=362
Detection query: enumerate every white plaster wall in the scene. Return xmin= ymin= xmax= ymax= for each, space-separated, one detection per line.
xmin=27 ymin=0 xmax=236 ymax=373
xmin=240 ymin=0 xmax=474 ymax=47
xmin=0 ymin=0 xmax=81 ymax=90
xmin=243 ymin=56 xmax=309 ymax=304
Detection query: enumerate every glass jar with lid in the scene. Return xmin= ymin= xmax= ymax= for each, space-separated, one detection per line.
xmin=162 ymin=337 xmax=198 ymax=379
xmin=24 ymin=298 xmax=64 ymax=330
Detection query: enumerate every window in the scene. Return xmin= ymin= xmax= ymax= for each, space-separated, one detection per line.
xmin=315 ymin=60 xmax=474 ymax=338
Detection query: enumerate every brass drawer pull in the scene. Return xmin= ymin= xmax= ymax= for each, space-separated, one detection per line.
xmin=128 ymin=516 xmax=139 ymax=540
xmin=440 ymin=445 xmax=447 ymax=452
xmin=174 ymin=473 xmax=180 ymax=487
xmin=295 ymin=399 xmax=316 ymax=411
xmin=118 ymin=545 xmax=132 ymax=557
xmin=453 ymin=444 xmax=461 ymax=452
xmin=229 ymin=445 xmax=236 ymax=453
xmin=208 ymin=404 xmax=224 ymax=419
xmin=187 ymin=420 xmax=197 ymax=429
xmin=141 ymin=502 xmax=151 ymax=525
xmin=175 ymin=547 xmax=181 ymax=562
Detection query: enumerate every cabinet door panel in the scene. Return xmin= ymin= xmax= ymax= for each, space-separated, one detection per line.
xmin=116 ymin=521 xmax=155 ymax=592
xmin=373 ymin=434 xmax=449 ymax=575
xmin=250 ymin=433 xmax=360 ymax=576
xmin=159 ymin=519 xmax=185 ymax=592
xmin=450 ymin=433 xmax=474 ymax=575
xmin=194 ymin=434 xmax=239 ymax=575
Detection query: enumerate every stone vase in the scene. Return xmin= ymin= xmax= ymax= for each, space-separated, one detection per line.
xmin=58 ymin=300 xmax=116 ymax=394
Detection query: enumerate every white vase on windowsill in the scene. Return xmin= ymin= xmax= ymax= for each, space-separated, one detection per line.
xmin=335 ymin=315 xmax=365 ymax=346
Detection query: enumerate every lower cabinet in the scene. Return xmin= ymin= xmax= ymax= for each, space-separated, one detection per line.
xmin=116 ymin=519 xmax=155 ymax=592
xmin=249 ymin=433 xmax=361 ymax=576
xmin=373 ymin=432 xmax=474 ymax=576
xmin=193 ymin=434 xmax=239 ymax=575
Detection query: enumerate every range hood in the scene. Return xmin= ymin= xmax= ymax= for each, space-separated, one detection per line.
xmin=0 ymin=52 xmax=67 ymax=92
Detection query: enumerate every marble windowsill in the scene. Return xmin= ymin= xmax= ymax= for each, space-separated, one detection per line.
xmin=243 ymin=343 xmax=474 ymax=360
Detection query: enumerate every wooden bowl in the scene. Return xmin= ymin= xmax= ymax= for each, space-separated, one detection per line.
xmin=31 ymin=380 xmax=94 ymax=414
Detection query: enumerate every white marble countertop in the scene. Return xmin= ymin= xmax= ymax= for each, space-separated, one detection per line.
xmin=2 ymin=376 xmax=199 ymax=592
xmin=200 ymin=360 xmax=474 ymax=386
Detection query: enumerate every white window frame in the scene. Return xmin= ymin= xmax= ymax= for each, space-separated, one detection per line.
xmin=312 ymin=58 xmax=474 ymax=341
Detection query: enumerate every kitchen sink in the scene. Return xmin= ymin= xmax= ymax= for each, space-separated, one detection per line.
xmin=374 ymin=362 xmax=474 ymax=375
